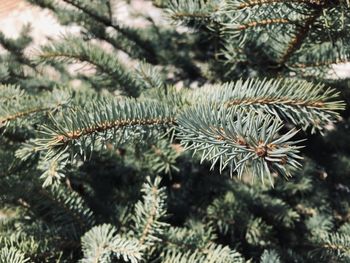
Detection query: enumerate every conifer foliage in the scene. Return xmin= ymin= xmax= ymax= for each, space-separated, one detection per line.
xmin=1 ymin=0 xmax=350 ymax=262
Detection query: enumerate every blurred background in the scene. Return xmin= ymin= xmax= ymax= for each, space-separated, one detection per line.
xmin=1 ymin=0 xmax=349 ymax=77
xmin=0 ymin=0 xmax=64 ymax=41
xmin=0 ymin=0 xmax=162 ymax=47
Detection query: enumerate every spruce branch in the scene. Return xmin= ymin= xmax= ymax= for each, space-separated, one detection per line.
xmin=245 ymin=217 xmax=273 ymax=246
xmin=287 ymin=38 xmax=350 ymax=70
xmin=163 ymin=243 xmax=244 ymax=263
xmin=1 ymin=107 xmax=56 ymax=126
xmin=0 ymin=87 xmax=70 ymax=128
xmin=20 ymin=99 xmax=175 ymax=160
xmin=36 ymin=36 xmax=142 ymax=96
xmin=220 ymin=1 xmax=301 ymax=38
xmin=38 ymin=153 xmax=68 ymax=187
xmin=219 ymin=1 xmax=306 ymax=70
xmin=339 ymin=223 xmax=350 ymax=235
xmin=279 ymin=6 xmax=323 ymax=65
xmin=234 ymin=18 xmax=291 ymax=31
xmin=15 ymin=78 xmax=344 ymax=182
xmin=132 ymin=176 xmax=168 ymax=249
xmin=0 ymin=247 xmax=30 ymax=263
xmin=208 ymin=183 xmax=300 ymax=230
xmin=6 ymin=180 xmax=96 ymax=240
xmin=176 ymin=105 xmax=303 ymax=185
xmin=236 ymin=0 xmax=322 ymax=10
xmin=30 ymin=186 xmax=96 ymax=234
xmin=255 ymin=194 xmax=300 ymax=227
xmin=289 ymin=57 xmax=350 ymax=69
xmin=260 ymin=249 xmax=281 ymax=263
xmin=135 ymin=62 xmax=165 ymax=90
xmin=163 ymin=224 xmax=244 ymax=263
xmin=0 ymin=223 xmax=54 ymax=261
xmin=191 ymin=78 xmax=344 ymax=133
xmin=306 ymin=214 xmax=333 ymax=238
xmin=164 ymin=224 xmax=214 ymax=253
xmin=1 ymin=0 xmax=350 ymax=261
xmin=219 ymin=0 xmax=350 ymax=75
xmin=308 ymin=232 xmax=350 ymax=261
xmin=167 ymin=0 xmax=219 ymax=26
xmin=28 ymin=0 xmax=156 ymax=63
xmin=80 ymin=224 xmax=142 ymax=263
xmin=80 ymin=177 xmax=168 ymax=262
xmin=59 ymin=0 xmax=156 ymax=60
xmin=0 ymin=85 xmax=25 ymax=103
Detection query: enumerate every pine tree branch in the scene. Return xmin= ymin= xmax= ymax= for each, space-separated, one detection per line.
xmin=37 ymin=188 xmax=88 ymax=230
xmin=0 ymin=88 xmax=70 ymax=127
xmin=260 ymin=249 xmax=281 ymax=263
xmin=139 ymin=186 xmax=160 ymax=246
xmin=225 ymin=97 xmax=325 ymax=108
xmin=0 ymin=247 xmax=30 ymax=263
xmin=163 ymin=243 xmax=244 ymax=263
xmin=80 ymin=224 xmax=142 ymax=263
xmin=219 ymin=0 xmax=348 ymax=77
xmin=279 ymin=6 xmax=323 ymax=65
xmin=190 ymin=78 xmax=344 ymax=132
xmin=288 ymin=57 xmax=350 ymax=68
xmin=36 ymin=36 xmax=142 ymax=96
xmin=177 ymin=105 xmax=303 ymax=185
xmin=54 ymin=115 xmax=175 ymax=145
xmin=133 ymin=177 xmax=168 ymax=249
xmin=18 ymin=184 xmax=96 ymax=239
xmin=237 ymin=18 xmax=291 ymax=30
xmin=0 ymin=105 xmax=61 ymax=125
xmin=167 ymin=0 xmax=219 ymax=26
xmin=0 ymin=85 xmax=24 ymax=103
xmin=20 ymin=99 xmax=175 ymax=159
xmin=38 ymin=154 xmax=68 ymax=187
xmin=237 ymin=0 xmax=322 ymax=9
xmin=312 ymin=232 xmax=350 ymax=259
xmin=60 ymin=0 xmax=156 ymax=61
xmin=163 ymin=227 xmax=242 ymax=261
xmin=170 ymin=12 xmax=211 ymax=19
xmin=135 ymin=62 xmax=165 ymax=90
xmin=28 ymin=0 xmax=156 ymax=64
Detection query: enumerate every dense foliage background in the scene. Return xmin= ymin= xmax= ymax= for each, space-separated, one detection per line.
xmin=0 ymin=0 xmax=350 ymax=262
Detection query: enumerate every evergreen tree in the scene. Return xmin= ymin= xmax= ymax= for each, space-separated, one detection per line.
xmin=0 ymin=0 xmax=350 ymax=262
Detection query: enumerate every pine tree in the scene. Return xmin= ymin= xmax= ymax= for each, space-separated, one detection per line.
xmin=1 ymin=0 xmax=350 ymax=262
